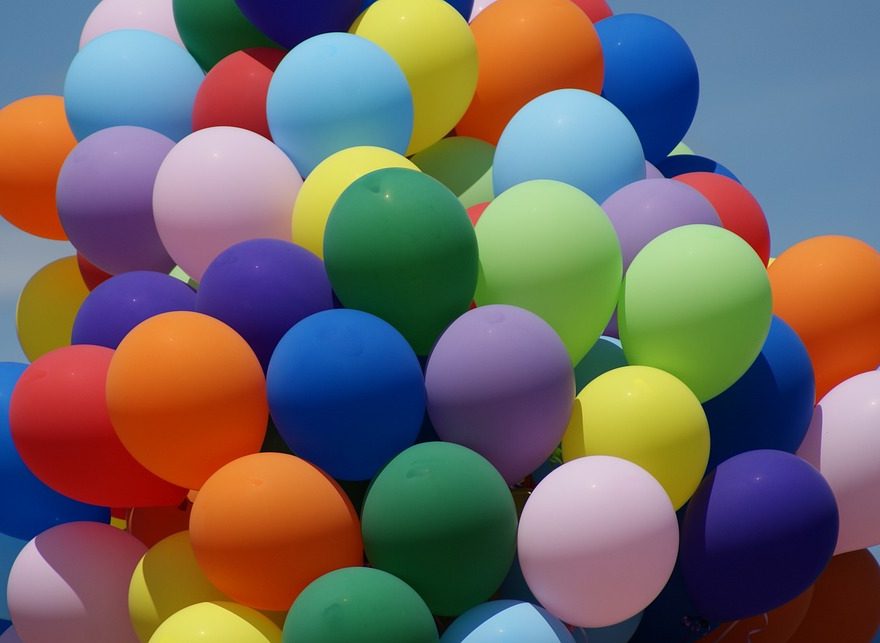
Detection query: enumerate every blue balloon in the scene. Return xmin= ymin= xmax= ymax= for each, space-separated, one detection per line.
xmin=655 ymin=154 xmax=740 ymax=182
xmin=266 ymin=309 xmax=426 ymax=480
xmin=267 ymin=33 xmax=414 ymax=175
xmin=0 ymin=363 xmax=109 ymax=541
xmin=0 ymin=533 xmax=27 ymax=621
xmin=360 ymin=0 xmax=474 ymax=20
xmin=572 ymin=612 xmax=643 ymax=643
xmin=630 ymin=562 xmax=716 ymax=643
xmin=597 ymin=14 xmax=699 ymax=164
xmin=234 ymin=0 xmax=362 ymax=49
xmin=702 ymin=316 xmax=815 ymax=470
xmin=64 ymin=30 xmax=204 ymax=141
xmin=493 ymin=89 xmax=645 ymax=203
xmin=441 ymin=600 xmax=574 ymax=643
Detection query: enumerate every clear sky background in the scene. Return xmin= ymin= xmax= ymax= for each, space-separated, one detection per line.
xmin=1 ymin=0 xmax=880 ymax=363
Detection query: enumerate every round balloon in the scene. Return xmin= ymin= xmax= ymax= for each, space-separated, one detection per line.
xmin=0 ymin=533 xmax=28 ymax=620
xmin=656 ymin=154 xmax=739 ymax=182
xmin=410 ymin=136 xmax=494 ymax=209
xmin=367 ymin=0 xmax=473 ymax=20
xmin=149 ymin=601 xmax=281 ymax=643
xmin=572 ymin=613 xmax=643 ymax=643
xmin=573 ymin=336 xmax=627 ymax=393
xmin=697 ymin=587 xmax=813 ymax=643
xmin=76 ymin=253 xmax=113 ymax=290
xmin=126 ymin=503 xmax=192 ymax=549
xmin=234 ymin=0 xmax=360 ymax=49
xmin=80 ymin=0 xmax=184 ymax=48
xmin=628 ymin=564 xmax=716 ymax=643
xmin=441 ymin=600 xmax=574 ymax=643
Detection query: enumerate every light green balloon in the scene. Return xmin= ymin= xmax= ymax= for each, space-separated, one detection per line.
xmin=618 ymin=224 xmax=772 ymax=402
xmin=410 ymin=136 xmax=494 ymax=209
xmin=669 ymin=141 xmax=694 ymax=156
xmin=474 ymin=180 xmax=622 ymax=363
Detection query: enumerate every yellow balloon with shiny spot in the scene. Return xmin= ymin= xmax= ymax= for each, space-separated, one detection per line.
xmin=149 ymin=602 xmax=281 ymax=643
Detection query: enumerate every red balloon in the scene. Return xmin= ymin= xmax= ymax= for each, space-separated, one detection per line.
xmin=571 ymin=0 xmax=612 ymax=22
xmin=76 ymin=252 xmax=112 ymax=291
xmin=9 ymin=345 xmax=187 ymax=508
xmin=467 ymin=201 xmax=489 ymax=226
xmin=192 ymin=47 xmax=287 ymax=140
xmin=127 ymin=502 xmax=192 ymax=548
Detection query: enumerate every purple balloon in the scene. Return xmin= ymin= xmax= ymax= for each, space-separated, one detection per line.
xmin=602 ymin=178 xmax=721 ymax=270
xmin=425 ymin=304 xmax=574 ymax=485
xmin=56 ymin=126 xmax=176 ymax=275
xmin=196 ymin=238 xmax=334 ymax=369
xmin=681 ymin=449 xmax=839 ymax=622
xmin=72 ymin=271 xmax=196 ymax=348
xmin=645 ymin=161 xmax=664 ymax=179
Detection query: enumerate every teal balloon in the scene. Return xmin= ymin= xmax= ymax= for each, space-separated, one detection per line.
xmin=441 ymin=600 xmax=574 ymax=643
xmin=574 ymin=336 xmax=627 ymax=394
xmin=0 ymin=533 xmax=27 ymax=621
xmin=572 ymin=612 xmax=643 ymax=643
xmin=411 ymin=136 xmax=495 ymax=209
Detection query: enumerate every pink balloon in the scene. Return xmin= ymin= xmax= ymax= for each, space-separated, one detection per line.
xmin=80 ymin=0 xmax=184 ymax=48
xmin=7 ymin=522 xmax=147 ymax=643
xmin=153 ymin=126 xmax=303 ymax=281
xmin=797 ymin=370 xmax=880 ymax=555
xmin=518 ymin=456 xmax=678 ymax=628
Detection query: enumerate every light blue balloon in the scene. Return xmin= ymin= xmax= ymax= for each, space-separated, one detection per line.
xmin=64 ymin=29 xmax=204 ymax=141
xmin=267 ymin=32 xmax=414 ymax=176
xmin=493 ymin=89 xmax=646 ymax=203
xmin=572 ymin=612 xmax=643 ymax=643
xmin=0 ymin=532 xmax=27 ymax=621
xmin=441 ymin=600 xmax=575 ymax=643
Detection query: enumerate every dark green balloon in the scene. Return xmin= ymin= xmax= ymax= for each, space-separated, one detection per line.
xmin=283 ymin=567 xmax=439 ymax=643
xmin=173 ymin=0 xmax=281 ymax=71
xmin=361 ymin=442 xmax=518 ymax=617
xmin=323 ymin=168 xmax=478 ymax=356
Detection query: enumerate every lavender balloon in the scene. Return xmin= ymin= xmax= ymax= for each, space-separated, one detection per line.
xmin=425 ymin=305 xmax=574 ymax=485
xmin=645 ymin=161 xmax=663 ymax=179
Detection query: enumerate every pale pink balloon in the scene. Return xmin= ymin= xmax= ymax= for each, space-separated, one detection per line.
xmin=518 ymin=455 xmax=678 ymax=628
xmin=469 ymin=0 xmax=497 ymax=22
xmin=7 ymin=522 xmax=147 ymax=643
xmin=797 ymin=370 xmax=880 ymax=555
xmin=80 ymin=0 xmax=184 ymax=48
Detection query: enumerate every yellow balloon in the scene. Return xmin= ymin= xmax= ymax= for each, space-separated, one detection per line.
xmin=16 ymin=255 xmax=89 ymax=361
xmin=562 ymin=365 xmax=709 ymax=509
xmin=291 ymin=145 xmax=418 ymax=258
xmin=129 ymin=531 xmax=228 ymax=642
xmin=149 ymin=602 xmax=281 ymax=643
xmin=352 ymin=0 xmax=478 ymax=154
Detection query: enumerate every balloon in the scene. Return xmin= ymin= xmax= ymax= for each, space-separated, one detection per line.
xmin=190 ymin=453 xmax=363 ymax=611
xmin=572 ymin=613 xmax=643 ymax=643
xmin=126 ymin=503 xmax=192 ymax=549
xmin=172 ymin=0 xmax=280 ymax=71
xmin=655 ymin=154 xmax=739 ymax=182
xmin=425 ymin=305 xmax=574 ymax=485
xmin=458 ymin=0 xmax=603 ymax=145
xmin=493 ymin=89 xmax=646 ymax=203
xmin=474 ymin=180 xmax=622 ymax=363
xmin=441 ymin=600 xmax=574 ymax=643
xmin=573 ymin=336 xmax=627 ymax=393
xmin=149 ymin=601 xmax=281 ymax=643
xmin=7 ymin=522 xmax=147 ymax=643
xmin=234 ymin=0 xmax=360 ymax=49
xmin=698 ymin=586 xmax=813 ymax=643
xmin=644 ymin=161 xmax=664 ymax=179
xmin=0 ymin=534 xmax=27 ymax=621
xmin=0 ymin=96 xmax=74 ymax=239
xmin=324 ymin=168 xmax=478 ymax=355
xmin=669 ymin=142 xmax=694 ymax=156
xmin=366 ymin=0 xmax=473 ymax=21
xmin=284 ymin=567 xmax=438 ymax=643
xmin=352 ymin=0 xmax=478 ymax=154
xmin=106 ymin=311 xmax=268 ymax=490
xmin=768 ymin=235 xmax=880 ymax=399
xmin=267 ymin=33 xmax=413 ymax=176
xmin=64 ymin=30 xmax=204 ymax=141
xmin=674 ymin=172 xmax=771 ymax=265
xmin=362 ymin=442 xmax=518 ymax=616
xmin=518 ymin=456 xmax=679 ymax=628
xmin=702 ymin=316 xmax=815 ymax=471
xmin=596 ymin=14 xmax=699 ymax=163
xmin=601 ymin=178 xmax=721 ymax=270
xmin=267 ymin=309 xmax=425 ymax=480
xmin=619 ymin=224 xmax=772 ymax=402
xmin=572 ymin=0 xmax=613 ymax=22
xmin=152 ymin=126 xmax=302 ymax=281
xmin=80 ymin=0 xmax=184 ymax=48
xmin=76 ymin=253 xmax=113 ymax=290
xmin=0 ymin=626 xmax=20 ymax=642
xmin=410 ymin=136 xmax=494 ymax=209
xmin=629 ymin=562 xmax=716 ymax=643
xmin=681 ymin=450 xmax=839 ymax=621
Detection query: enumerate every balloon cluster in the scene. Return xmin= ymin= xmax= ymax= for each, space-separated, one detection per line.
xmin=1 ymin=0 xmax=880 ymax=642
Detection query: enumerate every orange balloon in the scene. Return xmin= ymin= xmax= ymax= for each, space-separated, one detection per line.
xmin=0 ymin=95 xmax=75 ymax=239
xmin=456 ymin=0 xmax=603 ymax=145
xmin=768 ymin=236 xmax=880 ymax=400
xmin=189 ymin=452 xmax=363 ymax=612
xmin=106 ymin=311 xmax=268 ymax=490
xmin=698 ymin=586 xmax=813 ymax=642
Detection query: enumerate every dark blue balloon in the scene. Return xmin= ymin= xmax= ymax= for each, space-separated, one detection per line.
xmin=703 ymin=316 xmax=815 ymax=470
xmin=630 ymin=561 xmax=716 ymax=643
xmin=360 ymin=0 xmax=474 ymax=20
xmin=597 ymin=14 xmax=699 ymax=164
xmin=267 ymin=309 xmax=426 ymax=480
xmin=0 ymin=619 xmax=9 ymax=634
xmin=656 ymin=153 xmax=740 ymax=182
xmin=234 ymin=0 xmax=362 ymax=49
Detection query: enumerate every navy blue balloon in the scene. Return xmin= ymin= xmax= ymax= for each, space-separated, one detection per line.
xmin=597 ymin=14 xmax=699 ymax=163
xmin=267 ymin=308 xmax=426 ymax=480
xmin=0 ymin=363 xmax=109 ymax=541
xmin=656 ymin=153 xmax=740 ymax=182
xmin=360 ymin=0 xmax=474 ymax=20
xmin=72 ymin=271 xmax=196 ymax=349
xmin=681 ymin=449 xmax=839 ymax=622
xmin=703 ymin=316 xmax=815 ymax=470
xmin=0 ymin=619 xmax=9 ymax=634
xmin=630 ymin=562 xmax=716 ymax=643
xmin=234 ymin=0 xmax=362 ymax=49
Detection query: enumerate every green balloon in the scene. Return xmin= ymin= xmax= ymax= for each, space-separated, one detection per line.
xmin=324 ymin=168 xmax=478 ymax=355
xmin=410 ymin=136 xmax=495 ymax=209
xmin=474 ymin=179 xmax=622 ymax=363
xmin=284 ymin=567 xmax=439 ymax=643
xmin=361 ymin=442 xmax=518 ymax=617
xmin=618 ymin=224 xmax=772 ymax=402
xmin=173 ymin=0 xmax=280 ymax=71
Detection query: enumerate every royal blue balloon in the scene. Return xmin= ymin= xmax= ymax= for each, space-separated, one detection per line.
xmin=360 ymin=0 xmax=474 ymax=20
xmin=0 ymin=363 xmax=109 ymax=541
xmin=234 ymin=0 xmax=362 ymax=49
xmin=655 ymin=154 xmax=740 ymax=182
xmin=441 ymin=600 xmax=574 ymax=643
xmin=196 ymin=239 xmax=334 ymax=369
xmin=681 ymin=449 xmax=839 ymax=622
xmin=597 ymin=14 xmax=699 ymax=164
xmin=266 ymin=308 xmax=426 ymax=480
xmin=702 ymin=316 xmax=815 ymax=470
xmin=72 ymin=271 xmax=197 ymax=349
